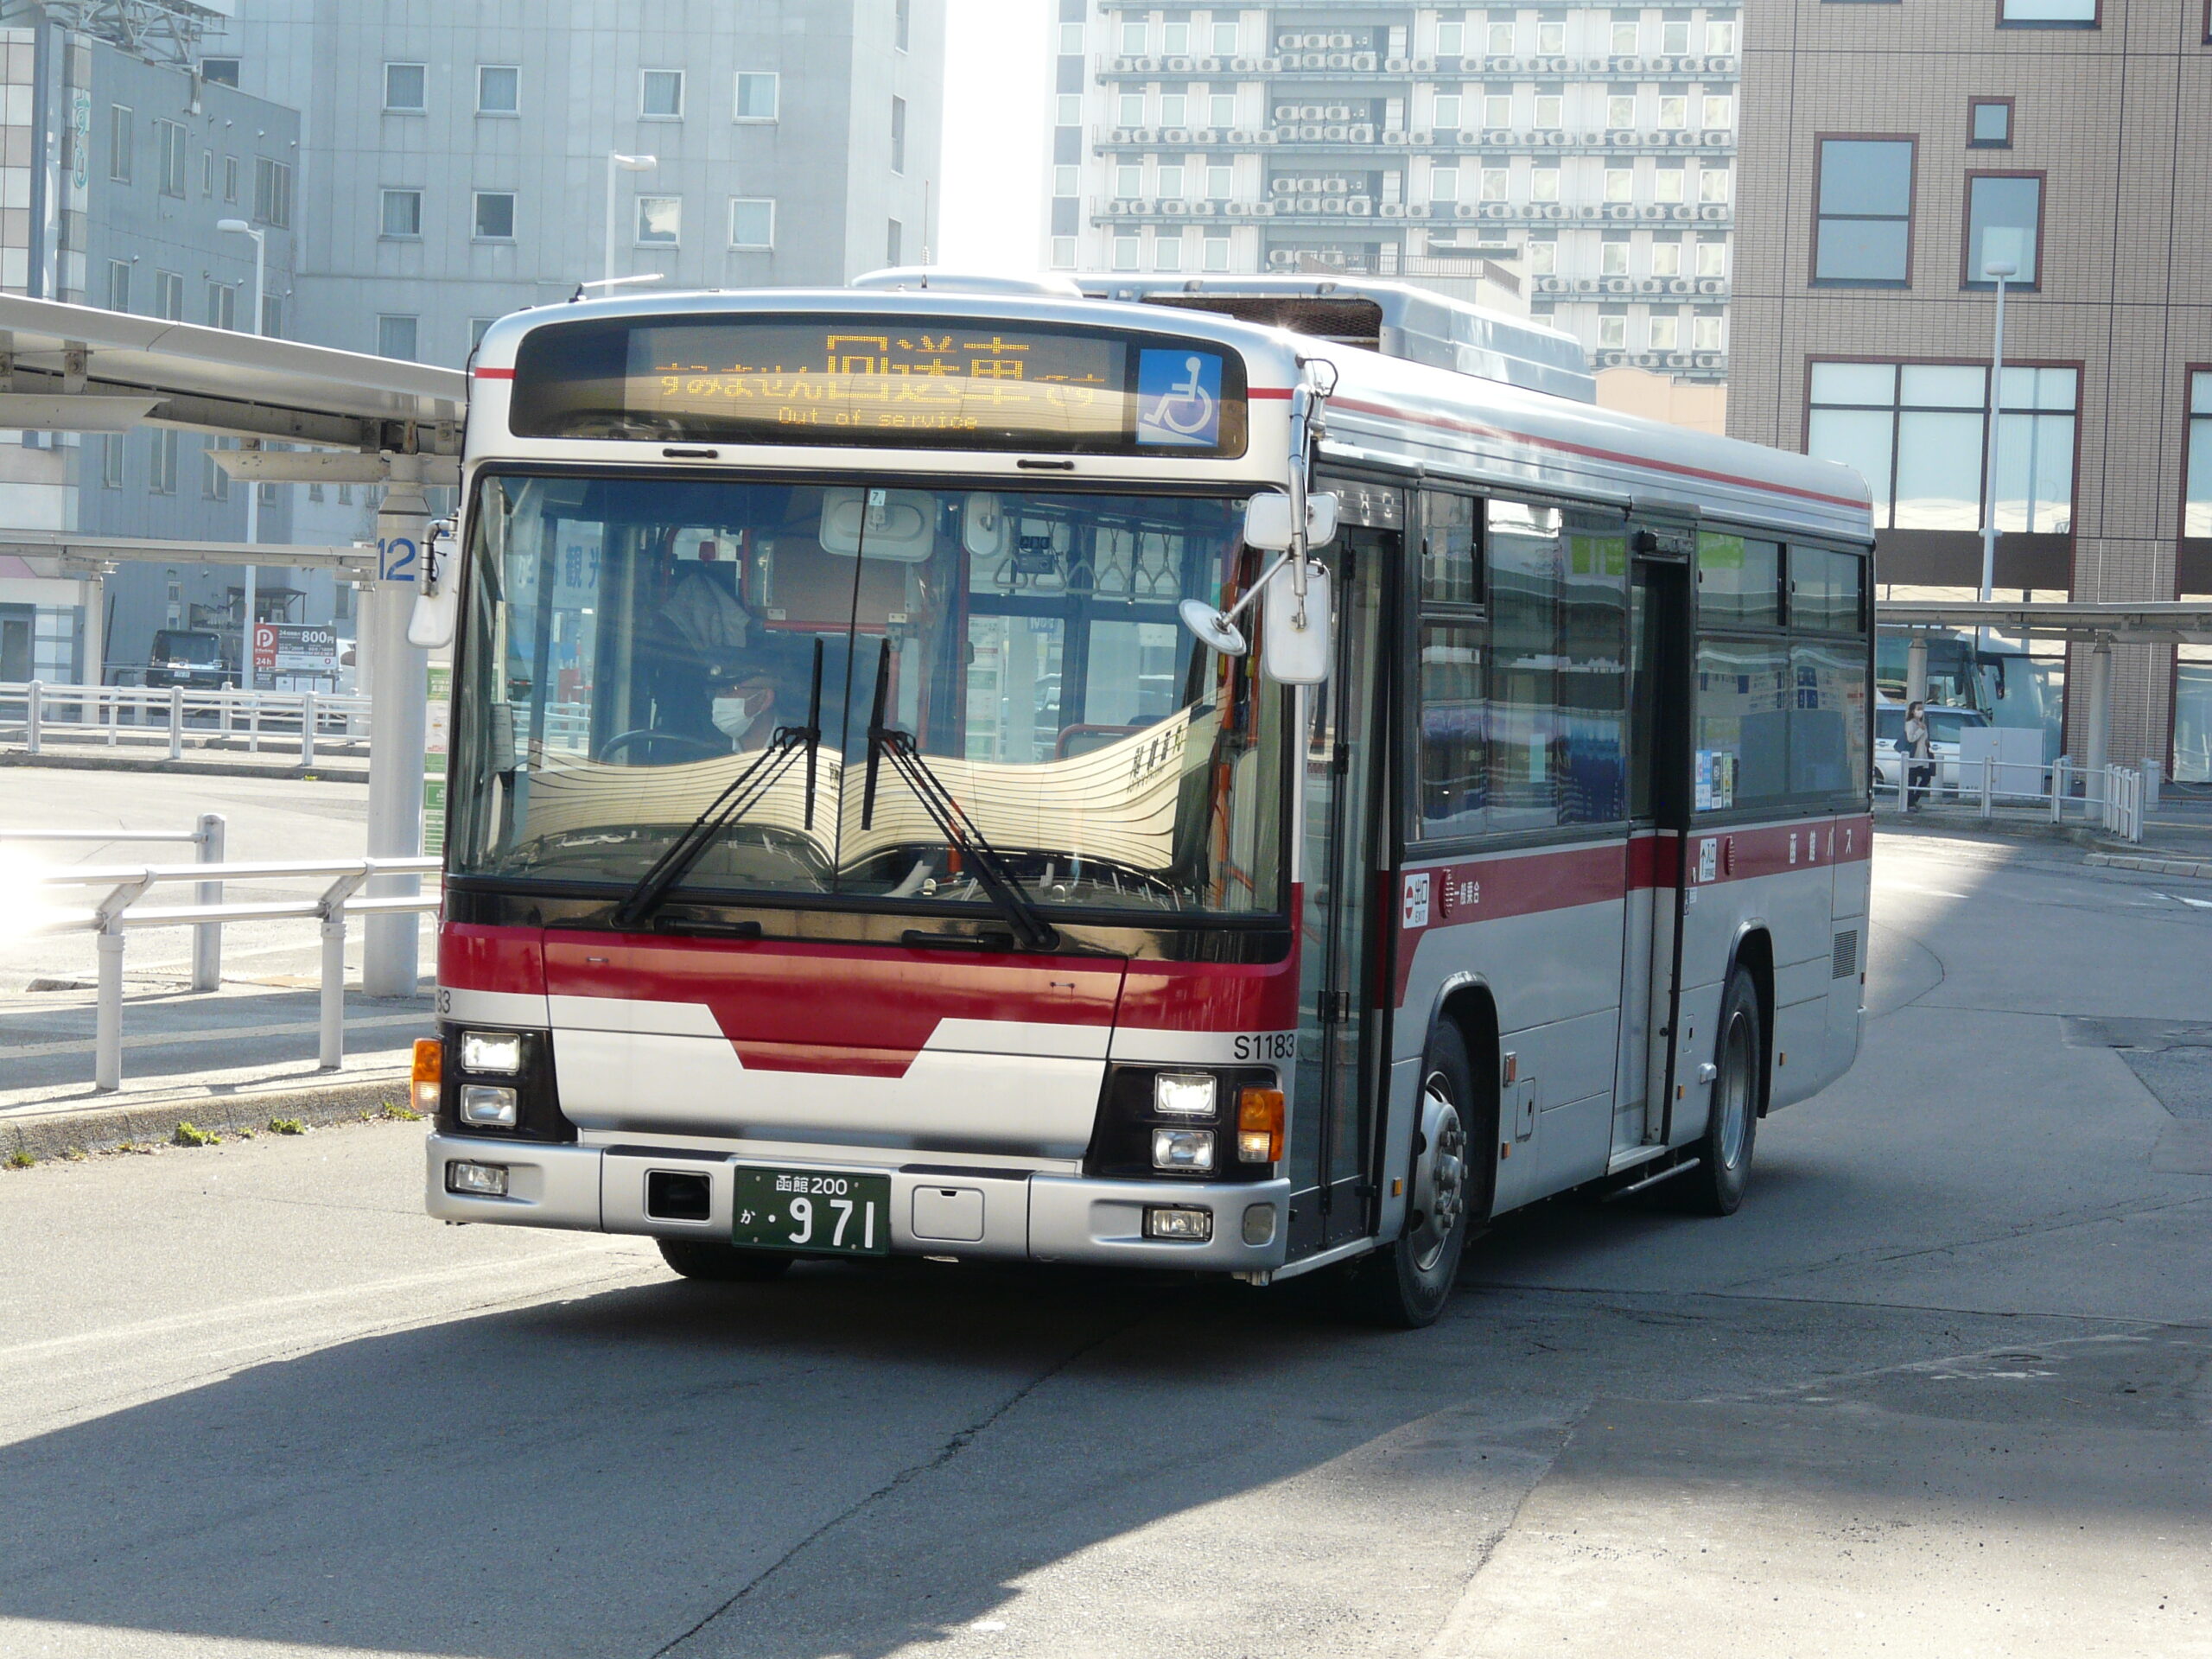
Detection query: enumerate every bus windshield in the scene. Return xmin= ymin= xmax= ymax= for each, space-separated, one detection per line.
xmin=447 ymin=474 xmax=1285 ymax=920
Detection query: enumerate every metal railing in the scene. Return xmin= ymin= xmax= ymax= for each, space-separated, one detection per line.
xmin=24 ymin=854 xmax=440 ymax=1092
xmin=0 ymin=681 xmax=372 ymax=763
xmin=1877 ymin=757 xmax=2145 ymax=843
xmin=0 ymin=816 xmax=228 ymax=989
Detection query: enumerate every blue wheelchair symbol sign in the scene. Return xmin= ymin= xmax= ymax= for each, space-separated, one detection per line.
xmin=1135 ymin=349 xmax=1223 ymax=448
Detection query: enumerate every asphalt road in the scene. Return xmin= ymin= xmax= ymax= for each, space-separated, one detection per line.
xmin=1 ymin=827 xmax=2208 ymax=1659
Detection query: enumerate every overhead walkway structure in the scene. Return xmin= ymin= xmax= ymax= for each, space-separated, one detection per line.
xmin=0 ymin=291 xmax=469 ymax=994
xmin=1877 ymin=598 xmax=2212 ymax=779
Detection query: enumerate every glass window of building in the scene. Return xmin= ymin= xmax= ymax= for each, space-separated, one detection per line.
xmin=1488 ymin=20 xmax=1516 ymax=53
xmin=1163 ymin=21 xmax=1189 ymax=54
xmin=1696 ymin=239 xmax=1727 ymax=276
xmin=1209 ymin=92 xmax=1236 ymax=126
xmin=1206 ymin=163 xmax=1233 ymax=197
xmin=1532 ymin=168 xmax=1560 ymax=201
xmin=1537 ymin=20 xmax=1565 ymax=51
xmin=154 ymin=269 xmax=183 ymax=320
xmin=107 ymin=105 xmax=130 ymax=182
xmin=384 ymin=62 xmax=426 ymax=111
xmin=1112 ymin=235 xmax=1140 ymax=270
xmin=1118 ymin=92 xmax=1144 ymax=125
xmin=1155 ymin=236 xmax=1183 ymax=271
xmin=1703 ymin=95 xmax=1734 ymax=129
xmin=2000 ymin=0 xmax=2098 ymax=22
xmin=1707 ymin=20 xmax=1738 ymax=53
xmin=380 ymin=188 xmax=422 ymax=237
xmin=1529 ymin=236 xmax=1556 ymax=273
xmin=2183 ymin=372 xmax=2212 ymax=539
xmin=1051 ymin=236 xmax=1077 ymax=268
xmin=1605 ymin=166 xmax=1632 ymax=202
xmin=1484 ymin=93 xmax=1513 ymax=128
xmin=150 ymin=429 xmax=178 ymax=494
xmin=1481 ymin=165 xmax=1510 ymax=200
xmin=1600 ymin=238 xmax=1629 ymax=274
xmin=1434 ymin=92 xmax=1462 ymax=128
xmin=1436 ymin=21 xmax=1465 ymax=54
xmin=1203 ymin=233 xmax=1230 ymax=270
xmin=1598 ymin=313 xmax=1626 ymax=349
xmin=1651 ymin=240 xmax=1682 ymax=276
xmin=1649 ymin=314 xmax=1680 ymax=349
xmin=474 ymin=191 xmax=516 ymax=240
xmin=1607 ymin=93 xmax=1637 ymax=128
xmin=1964 ymin=174 xmax=2042 ymax=285
xmin=1431 ymin=167 xmax=1460 ymax=202
xmin=223 ymin=155 xmax=238 ymax=202
xmin=642 ymin=69 xmax=684 ymax=118
xmin=1813 ymin=138 xmax=1915 ymax=284
xmin=1157 ymin=163 xmax=1185 ymax=198
xmin=1657 ymin=95 xmax=1686 ymax=129
xmin=1211 ymin=21 xmax=1238 ymax=54
xmin=254 ymin=157 xmax=292 ymax=227
xmin=200 ymin=56 xmax=239 ymax=86
xmin=1611 ymin=20 xmax=1640 ymax=53
xmin=477 ymin=66 xmax=518 ymax=114
xmin=1969 ymin=99 xmax=2012 ymax=146
xmin=1700 ymin=168 xmax=1732 ymax=203
xmin=377 ymin=315 xmax=418 ymax=360
xmin=1662 ymin=19 xmax=1692 ymax=51
xmin=1655 ymin=167 xmax=1685 ymax=203
xmin=1692 ymin=314 xmax=1724 ymax=351
xmin=891 ymin=96 xmax=907 ymax=172
xmin=1115 ymin=164 xmax=1141 ymax=198
xmin=1534 ymin=94 xmax=1563 ymax=129
xmin=734 ymin=73 xmax=779 ymax=122
xmin=1160 ymin=92 xmax=1186 ymax=126
xmin=636 ymin=195 xmax=681 ymax=245
xmin=156 ymin=119 xmax=186 ymax=196
xmin=106 ymin=259 xmax=129 ymax=312
xmin=1120 ymin=20 xmax=1147 ymax=53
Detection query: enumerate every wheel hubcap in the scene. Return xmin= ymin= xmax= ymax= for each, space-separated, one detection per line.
xmin=1715 ymin=1010 xmax=1753 ymax=1170
xmin=1408 ymin=1075 xmax=1467 ymax=1274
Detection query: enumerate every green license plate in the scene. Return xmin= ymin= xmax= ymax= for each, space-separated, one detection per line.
xmin=730 ymin=1166 xmax=891 ymax=1255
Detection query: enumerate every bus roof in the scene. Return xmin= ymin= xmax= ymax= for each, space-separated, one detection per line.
xmin=471 ymin=287 xmax=1872 ymax=546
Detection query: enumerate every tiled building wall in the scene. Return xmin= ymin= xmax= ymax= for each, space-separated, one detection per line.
xmin=0 ymin=28 xmax=34 ymax=293
xmin=1731 ymin=0 xmax=2212 ymax=770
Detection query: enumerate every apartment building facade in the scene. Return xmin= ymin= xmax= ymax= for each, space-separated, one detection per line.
xmin=1729 ymin=0 xmax=2212 ymax=779
xmin=1049 ymin=0 xmax=1743 ymax=380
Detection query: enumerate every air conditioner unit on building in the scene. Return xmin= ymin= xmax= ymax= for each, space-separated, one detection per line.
xmin=1649 ymin=55 xmax=1677 ymax=73
xmin=1230 ymin=57 xmax=1258 ymax=72
xmin=1598 ymin=351 xmax=1628 ymax=367
xmin=1483 ymin=201 xmax=1514 ymax=218
xmin=1606 ymin=204 xmax=1635 ymax=220
xmin=1538 ymin=275 xmax=1567 ymax=292
xmin=1700 ymin=204 xmax=1728 ymax=220
xmin=1664 ymin=353 xmax=1695 ymax=370
xmin=1694 ymin=353 xmax=1725 ymax=369
xmin=1483 ymin=129 xmax=1513 ymax=146
xmin=1319 ymin=124 xmax=1344 ymax=140
xmin=1670 ymin=204 xmax=1697 ymax=219
xmin=1259 ymin=57 xmax=1283 ymax=73
xmin=1573 ymin=277 xmax=1599 ymax=292
xmin=1681 ymin=56 xmax=1709 ymax=73
xmin=1297 ymin=124 xmax=1321 ymax=139
xmin=1642 ymin=204 xmax=1669 ymax=220
xmin=1324 ymin=105 xmax=1351 ymax=120
xmin=1295 ymin=105 xmax=1320 ymax=119
xmin=1409 ymin=129 xmax=1433 ymax=144
xmin=1608 ymin=131 xmax=1640 ymax=148
xmin=1353 ymin=54 xmax=1378 ymax=70
xmin=1382 ymin=128 xmax=1407 ymax=143
xmin=1327 ymin=53 xmax=1352 ymax=68
xmin=1701 ymin=131 xmax=1732 ymax=148
xmin=1413 ymin=57 xmax=1436 ymax=72
xmin=1380 ymin=202 xmax=1405 ymax=218
xmin=1111 ymin=56 xmax=1137 ymax=73
xmin=1322 ymin=196 xmax=1346 ymax=213
xmin=1330 ymin=33 xmax=1353 ymax=48
xmin=1697 ymin=276 xmax=1726 ymax=295
xmin=1709 ymin=56 xmax=1738 ymax=72
xmin=1637 ymin=277 xmax=1663 ymax=293
xmin=1136 ymin=57 xmax=1160 ymax=71
xmin=1255 ymin=130 xmax=1280 ymax=143
xmin=1228 ymin=129 xmax=1255 ymax=143
xmin=1604 ymin=277 xmax=1633 ymax=293
xmin=1295 ymin=195 xmax=1320 ymax=213
xmin=1107 ymin=200 xmax=1128 ymax=215
xmin=1349 ymin=124 xmax=1376 ymax=142
xmin=1197 ymin=57 xmax=1222 ymax=73
xmin=1129 ymin=128 xmax=1155 ymax=143
xmin=1576 ymin=204 xmax=1604 ymax=219
xmin=1272 ymin=178 xmax=1296 ymax=194
xmin=1194 ymin=128 xmax=1219 ymax=143
xmin=1163 ymin=127 xmax=1191 ymax=143
xmin=1676 ymin=131 xmax=1702 ymax=147
xmin=1164 ymin=200 xmax=1190 ymax=215
xmin=1408 ymin=204 xmax=1431 ymax=218
xmin=1252 ymin=200 xmax=1275 ymax=214
xmin=1384 ymin=55 xmax=1410 ymax=72
xmin=1321 ymin=176 xmax=1349 ymax=192
xmin=1446 ymin=201 xmax=1474 ymax=218
xmin=1109 ymin=128 xmax=1133 ymax=144
xmin=1349 ymin=198 xmax=1374 ymax=215
xmin=1167 ymin=56 xmax=1193 ymax=72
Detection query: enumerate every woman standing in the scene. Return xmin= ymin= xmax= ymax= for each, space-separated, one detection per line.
xmin=1903 ymin=701 xmax=1934 ymax=812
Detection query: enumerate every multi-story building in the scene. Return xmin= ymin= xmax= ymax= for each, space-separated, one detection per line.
xmin=220 ymin=0 xmax=946 ymax=371
xmin=1047 ymin=1 xmax=1741 ymax=382
xmin=1729 ymin=0 xmax=2211 ymax=779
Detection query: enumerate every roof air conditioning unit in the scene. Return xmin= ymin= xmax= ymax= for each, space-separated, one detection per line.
xmin=1380 ymin=202 xmax=1405 ymax=218
xmin=1412 ymin=57 xmax=1436 ymax=72
xmin=1384 ymin=56 xmax=1410 ymax=72
xmin=1163 ymin=127 xmax=1191 ymax=143
xmin=1484 ymin=129 xmax=1515 ymax=145
xmin=1700 ymin=204 xmax=1728 ymax=220
xmin=1573 ymin=277 xmax=1599 ymax=292
xmin=1198 ymin=57 xmax=1221 ymax=73
xmin=1455 ymin=201 xmax=1482 ymax=218
xmin=1382 ymin=128 xmax=1407 ymax=143
xmin=1353 ymin=53 xmax=1378 ymax=70
xmin=1167 ymin=56 xmax=1193 ymax=72
xmin=1637 ymin=277 xmax=1663 ymax=293
xmin=1409 ymin=129 xmax=1433 ymax=144
xmin=1484 ymin=201 xmax=1513 ymax=218
xmin=1136 ymin=57 xmax=1160 ymax=72
xmin=1349 ymin=124 xmax=1376 ymax=142
xmin=1698 ymin=277 xmax=1727 ymax=295
xmin=1608 ymin=204 xmax=1636 ymax=219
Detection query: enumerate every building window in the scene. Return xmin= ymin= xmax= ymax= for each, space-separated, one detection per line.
xmin=1658 ymin=95 xmax=1687 ymax=129
xmin=1707 ymin=20 xmax=1739 ymax=53
xmin=1436 ymin=20 xmax=1465 ymax=54
xmin=154 ymin=269 xmax=183 ymax=321
xmin=1055 ymin=93 xmax=1081 ymax=126
xmin=378 ymin=315 xmax=419 ymax=360
xmin=477 ymin=66 xmax=518 ymax=114
xmin=469 ymin=318 xmax=495 ymax=351
xmin=1112 ymin=235 xmax=1140 ymax=271
xmin=203 ymin=438 xmax=231 ymax=501
xmin=891 ymin=95 xmax=907 ymax=174
xmin=2000 ymin=0 xmax=2097 ymax=23
xmin=380 ymin=188 xmax=423 ymax=238
xmin=1806 ymin=361 xmax=2077 ymax=533
xmin=200 ymin=57 xmax=239 ymax=87
xmin=1211 ymin=20 xmax=1238 ymax=54
xmin=734 ymin=71 xmax=779 ymax=121
xmin=1606 ymin=93 xmax=1637 ymax=129
xmin=1209 ymin=92 xmax=1236 ymax=127
xmin=1662 ymin=18 xmax=1692 ymax=51
xmin=887 ymin=218 xmax=903 ymax=264
xmin=1700 ymin=168 xmax=1732 ymax=204
xmin=1203 ymin=233 xmax=1230 ymax=271
xmin=1604 ymin=166 xmax=1632 ymax=203
xmin=101 ymin=433 xmax=125 ymax=487
xmin=1120 ymin=21 xmax=1147 ymax=53
xmin=1116 ymin=92 xmax=1144 ymax=126
xmin=1163 ymin=21 xmax=1189 ymax=54
xmin=205 ymin=281 xmax=235 ymax=330
xmin=1532 ymin=168 xmax=1560 ymax=202
xmin=1969 ymin=99 xmax=2012 ymax=146
xmin=1813 ymin=137 xmax=1915 ymax=285
xmin=1656 ymin=168 xmax=1686 ymax=203
xmin=641 ymin=69 xmax=683 ymax=118
xmin=1533 ymin=95 xmax=1563 ymax=130
xmin=150 ymin=429 xmax=178 ymax=494
xmin=1433 ymin=92 xmax=1462 ymax=130
xmin=1692 ymin=315 xmax=1725 ymax=352
xmin=1050 ymin=236 xmax=1077 ymax=269
xmin=200 ymin=148 xmax=214 ymax=196
xmin=254 ymin=157 xmax=292 ymax=227
xmin=473 ymin=191 xmax=517 ymax=239
xmin=384 ymin=62 xmax=427 ymax=111
xmin=223 ymin=154 xmax=238 ymax=202
xmin=262 ymin=295 xmax=282 ymax=338
xmin=1697 ymin=240 xmax=1728 ymax=277
xmin=636 ymin=196 xmax=681 ymax=245
xmin=1205 ymin=163 xmax=1232 ymax=199
xmin=1612 ymin=20 xmax=1640 ymax=53
xmin=1529 ymin=238 xmax=1556 ymax=275
xmin=895 ymin=0 xmax=911 ymax=50
xmin=1964 ymin=173 xmax=2043 ymax=286
xmin=1484 ymin=93 xmax=1512 ymax=128
xmin=155 ymin=119 xmax=186 ymax=197
xmin=1488 ymin=20 xmax=1516 ymax=53
xmin=1649 ymin=314 xmax=1681 ymax=349
xmin=1155 ymin=236 xmax=1183 ymax=272
xmin=1157 ymin=162 xmax=1185 ymax=199
xmin=105 ymin=259 xmax=130 ymax=313
xmin=1430 ymin=167 xmax=1459 ymax=204
xmin=1480 ymin=165 xmax=1509 ymax=200
xmin=728 ymin=197 xmax=774 ymax=248
xmin=2189 ymin=372 xmax=2212 ymax=539
xmin=1537 ymin=20 xmax=1565 ymax=52
xmin=1600 ymin=239 xmax=1629 ymax=275
xmin=1115 ymin=164 xmax=1141 ymax=198
xmin=1598 ymin=314 xmax=1627 ymax=349
xmin=108 ymin=105 xmax=130 ymax=183
xmin=1702 ymin=95 xmax=1734 ymax=130
xmin=1651 ymin=240 xmax=1682 ymax=276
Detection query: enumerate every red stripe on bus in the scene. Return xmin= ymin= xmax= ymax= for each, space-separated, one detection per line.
xmin=1326 ymin=394 xmax=1870 ymax=512
xmin=473 ymin=366 xmax=516 ymax=379
xmin=1249 ymin=387 xmax=1294 ymax=400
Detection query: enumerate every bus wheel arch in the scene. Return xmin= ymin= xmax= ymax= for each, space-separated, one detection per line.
xmin=1725 ymin=926 xmax=1776 ymax=1117
xmin=1432 ymin=981 xmax=1501 ymax=1224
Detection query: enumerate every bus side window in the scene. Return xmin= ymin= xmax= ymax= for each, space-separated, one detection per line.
xmin=1416 ymin=491 xmax=1485 ymax=836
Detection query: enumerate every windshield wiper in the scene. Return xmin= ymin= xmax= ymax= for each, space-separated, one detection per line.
xmin=613 ymin=639 xmax=823 ymax=931
xmin=859 ymin=639 xmax=1060 ymax=953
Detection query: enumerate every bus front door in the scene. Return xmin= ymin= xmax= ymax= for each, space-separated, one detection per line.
xmin=1615 ymin=548 xmax=1692 ymax=1157
xmin=1289 ymin=529 xmax=1390 ymax=1255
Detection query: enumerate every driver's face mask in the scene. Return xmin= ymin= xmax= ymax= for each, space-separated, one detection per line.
xmin=711 ymin=696 xmax=758 ymax=742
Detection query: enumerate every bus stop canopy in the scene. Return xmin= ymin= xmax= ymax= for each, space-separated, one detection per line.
xmin=1878 ymin=599 xmax=2212 ymax=647
xmin=0 ymin=292 xmax=466 ymax=453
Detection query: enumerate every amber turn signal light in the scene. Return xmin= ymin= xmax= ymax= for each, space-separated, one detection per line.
xmin=411 ymin=1037 xmax=443 ymax=1116
xmin=1236 ymin=1086 xmax=1284 ymax=1163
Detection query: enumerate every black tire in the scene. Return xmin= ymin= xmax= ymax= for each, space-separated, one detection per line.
xmin=1687 ymin=968 xmax=1762 ymax=1217
xmin=656 ymin=1236 xmax=794 ymax=1282
xmin=1347 ymin=1020 xmax=1482 ymax=1329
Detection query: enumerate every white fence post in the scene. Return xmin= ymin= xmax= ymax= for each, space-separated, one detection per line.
xmin=319 ymin=914 xmax=346 ymax=1069
xmin=191 ymin=812 xmax=226 ymax=992
xmin=301 ymin=689 xmax=317 ymax=768
xmin=24 ymin=680 xmax=41 ymax=754
xmin=168 ymin=686 xmax=184 ymax=760
xmin=1980 ymin=754 xmax=1993 ymax=820
xmin=95 ymin=929 xmax=125 ymax=1092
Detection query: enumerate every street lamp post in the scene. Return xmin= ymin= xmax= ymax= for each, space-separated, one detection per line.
xmin=604 ymin=153 xmax=657 ymax=285
xmin=1976 ymin=257 xmax=2016 ymax=613
xmin=217 ymin=218 xmax=265 ymax=691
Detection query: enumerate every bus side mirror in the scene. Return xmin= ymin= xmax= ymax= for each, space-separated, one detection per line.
xmin=1260 ymin=560 xmax=1332 ymax=684
xmin=1241 ymin=491 xmax=1340 ymax=551
xmin=407 ymin=584 xmax=458 ymax=649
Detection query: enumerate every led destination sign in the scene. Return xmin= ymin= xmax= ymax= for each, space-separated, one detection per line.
xmin=507 ymin=314 xmax=1248 ymax=456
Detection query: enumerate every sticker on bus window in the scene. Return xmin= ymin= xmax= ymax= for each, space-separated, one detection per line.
xmin=1695 ymin=749 xmax=1736 ymax=811
xmin=1135 ymin=349 xmax=1224 ymax=448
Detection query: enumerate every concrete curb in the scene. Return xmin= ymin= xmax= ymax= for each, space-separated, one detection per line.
xmin=1 ymin=1068 xmax=414 ymax=1163
xmin=0 ymin=750 xmax=368 ymax=784
xmin=2084 ymin=851 xmax=2212 ymax=881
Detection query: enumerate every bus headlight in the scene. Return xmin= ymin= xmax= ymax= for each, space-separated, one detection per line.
xmin=460 ymin=1029 xmax=524 ymax=1073
xmin=459 ymin=1084 xmax=520 ymax=1128
xmin=1152 ymin=1127 xmax=1216 ymax=1173
xmin=1154 ymin=1072 xmax=1217 ymax=1117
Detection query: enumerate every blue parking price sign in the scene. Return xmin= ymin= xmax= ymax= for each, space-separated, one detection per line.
xmin=1135 ymin=348 xmax=1224 ymax=448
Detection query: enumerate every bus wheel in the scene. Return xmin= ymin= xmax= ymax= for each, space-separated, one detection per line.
xmin=656 ymin=1237 xmax=794 ymax=1282
xmin=1688 ymin=969 xmax=1762 ymax=1217
xmin=1349 ymin=1020 xmax=1474 ymax=1329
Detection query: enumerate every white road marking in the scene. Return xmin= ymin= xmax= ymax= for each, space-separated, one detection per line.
xmin=1878 ymin=879 xmax=1971 ymax=899
xmin=2154 ymin=891 xmax=2212 ymax=911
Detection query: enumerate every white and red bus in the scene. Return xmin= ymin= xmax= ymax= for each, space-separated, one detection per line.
xmin=420 ymin=276 xmax=1873 ymax=1325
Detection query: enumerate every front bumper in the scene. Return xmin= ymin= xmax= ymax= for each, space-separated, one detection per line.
xmin=424 ymin=1133 xmax=1292 ymax=1273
